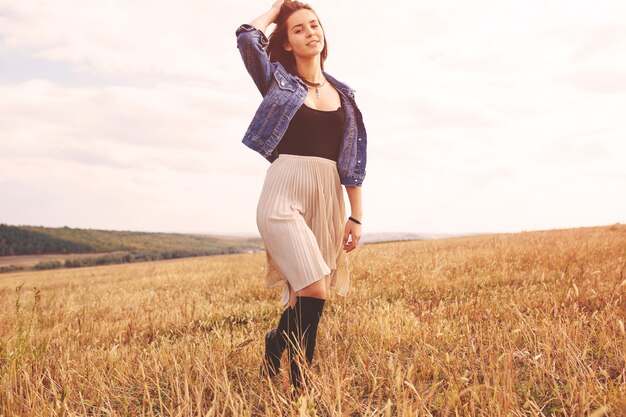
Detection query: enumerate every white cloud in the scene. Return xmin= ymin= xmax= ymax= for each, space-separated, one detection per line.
xmin=0 ymin=78 xmax=252 ymax=154
xmin=0 ymin=1 xmax=222 ymax=79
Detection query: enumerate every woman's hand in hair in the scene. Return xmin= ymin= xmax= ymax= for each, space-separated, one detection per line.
xmin=271 ymin=0 xmax=285 ymax=12
xmin=269 ymin=0 xmax=285 ymax=23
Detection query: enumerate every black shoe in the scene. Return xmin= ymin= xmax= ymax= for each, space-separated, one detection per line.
xmin=260 ymin=328 xmax=283 ymax=378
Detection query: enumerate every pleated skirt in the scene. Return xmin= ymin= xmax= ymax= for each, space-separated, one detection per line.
xmin=256 ymin=153 xmax=350 ymax=307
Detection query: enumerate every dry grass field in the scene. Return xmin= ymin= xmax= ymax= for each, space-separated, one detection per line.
xmin=1 ymin=224 xmax=624 ymax=416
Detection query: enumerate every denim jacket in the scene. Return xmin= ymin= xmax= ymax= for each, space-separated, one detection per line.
xmin=235 ymin=23 xmax=367 ymax=186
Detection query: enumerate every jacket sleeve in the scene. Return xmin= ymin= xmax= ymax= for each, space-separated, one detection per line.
xmin=235 ymin=24 xmax=275 ymax=97
xmin=340 ymin=92 xmax=367 ymax=187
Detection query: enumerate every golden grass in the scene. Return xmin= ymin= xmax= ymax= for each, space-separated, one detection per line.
xmin=0 ymin=224 xmax=624 ymax=416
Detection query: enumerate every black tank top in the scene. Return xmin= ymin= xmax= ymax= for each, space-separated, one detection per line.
xmin=273 ymin=103 xmax=345 ymax=162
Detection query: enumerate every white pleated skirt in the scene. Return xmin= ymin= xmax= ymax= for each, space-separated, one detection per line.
xmin=256 ymin=153 xmax=350 ymax=307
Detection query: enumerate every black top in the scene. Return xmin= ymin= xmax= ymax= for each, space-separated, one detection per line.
xmin=273 ymin=103 xmax=345 ymax=162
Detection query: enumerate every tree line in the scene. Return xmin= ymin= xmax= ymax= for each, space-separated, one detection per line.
xmin=0 ymin=224 xmax=96 ymax=256
xmin=34 ymin=248 xmax=242 ymax=270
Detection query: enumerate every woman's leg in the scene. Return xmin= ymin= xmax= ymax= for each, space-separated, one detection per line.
xmin=262 ymin=306 xmax=293 ymax=377
xmin=286 ymin=278 xmax=327 ymax=392
xmin=262 ymin=278 xmax=327 ymax=378
xmin=296 ymin=278 xmax=326 ymax=300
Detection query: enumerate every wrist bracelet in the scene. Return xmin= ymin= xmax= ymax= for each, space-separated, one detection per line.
xmin=348 ymin=216 xmax=361 ymax=225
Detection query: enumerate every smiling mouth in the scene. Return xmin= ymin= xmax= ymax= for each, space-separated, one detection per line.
xmin=307 ymin=40 xmax=319 ymax=46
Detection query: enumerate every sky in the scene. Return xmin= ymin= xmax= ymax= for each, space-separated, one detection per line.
xmin=1 ymin=0 xmax=625 ymax=237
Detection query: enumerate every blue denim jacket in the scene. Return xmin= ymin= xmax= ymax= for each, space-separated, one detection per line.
xmin=235 ymin=23 xmax=367 ymax=186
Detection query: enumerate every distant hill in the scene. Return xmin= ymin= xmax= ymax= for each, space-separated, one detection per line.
xmin=0 ymin=224 xmax=485 ymax=257
xmin=0 ymin=224 xmax=264 ymax=273
xmin=360 ymin=232 xmax=480 ymax=244
xmin=0 ymin=223 xmax=498 ymax=273
xmin=0 ymin=224 xmax=264 ymax=256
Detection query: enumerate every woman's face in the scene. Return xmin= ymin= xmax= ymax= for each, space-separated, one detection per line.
xmin=283 ymin=9 xmax=324 ymax=59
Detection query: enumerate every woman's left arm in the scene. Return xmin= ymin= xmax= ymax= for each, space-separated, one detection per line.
xmin=343 ymin=185 xmax=362 ymax=252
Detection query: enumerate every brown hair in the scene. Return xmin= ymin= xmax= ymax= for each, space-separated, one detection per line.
xmin=266 ymin=1 xmax=328 ymax=76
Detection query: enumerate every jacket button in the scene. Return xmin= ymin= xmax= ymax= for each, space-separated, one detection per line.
xmin=357 ymin=160 xmax=361 ymax=163
xmin=358 ymin=137 xmax=361 ymax=141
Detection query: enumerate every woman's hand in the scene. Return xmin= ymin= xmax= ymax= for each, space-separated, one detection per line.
xmin=343 ymin=219 xmax=361 ymax=252
xmin=271 ymin=0 xmax=285 ymax=13
xmin=268 ymin=0 xmax=284 ymax=23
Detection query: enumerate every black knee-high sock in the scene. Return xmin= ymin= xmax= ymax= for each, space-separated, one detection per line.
xmin=287 ymin=296 xmax=326 ymax=390
xmin=275 ymin=305 xmax=294 ymax=352
xmin=298 ymin=297 xmax=325 ymax=364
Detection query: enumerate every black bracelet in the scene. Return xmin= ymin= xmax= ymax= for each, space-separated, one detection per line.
xmin=348 ymin=216 xmax=361 ymax=225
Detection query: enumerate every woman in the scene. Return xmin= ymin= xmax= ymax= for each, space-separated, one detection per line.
xmin=235 ymin=0 xmax=367 ymax=394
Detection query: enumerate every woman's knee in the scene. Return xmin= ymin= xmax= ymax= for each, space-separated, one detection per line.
xmin=297 ymin=278 xmax=326 ymax=299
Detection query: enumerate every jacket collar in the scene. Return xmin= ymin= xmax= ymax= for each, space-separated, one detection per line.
xmin=322 ymin=70 xmax=356 ymax=99
xmin=273 ymin=62 xmax=355 ymax=99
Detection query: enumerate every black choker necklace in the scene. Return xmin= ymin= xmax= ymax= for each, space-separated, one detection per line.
xmin=300 ymin=76 xmax=327 ymax=99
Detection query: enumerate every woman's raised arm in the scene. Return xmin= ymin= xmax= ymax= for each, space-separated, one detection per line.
xmin=235 ymin=1 xmax=284 ymax=96
xmin=250 ymin=0 xmax=283 ymax=33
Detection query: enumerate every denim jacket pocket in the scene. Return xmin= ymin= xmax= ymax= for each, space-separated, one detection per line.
xmin=273 ymin=71 xmax=296 ymax=92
